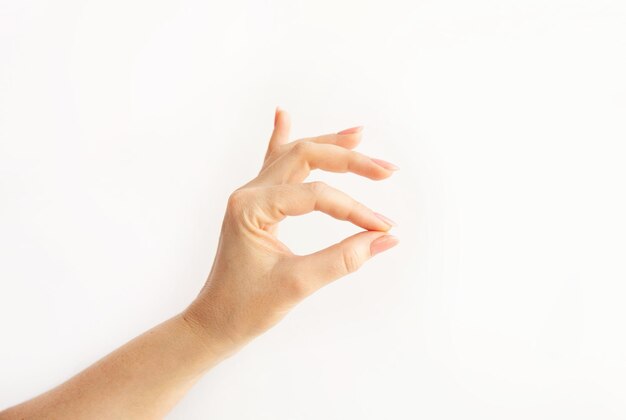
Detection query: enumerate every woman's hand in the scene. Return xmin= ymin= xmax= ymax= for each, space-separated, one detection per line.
xmin=183 ymin=108 xmax=399 ymax=355
xmin=0 ymin=109 xmax=399 ymax=419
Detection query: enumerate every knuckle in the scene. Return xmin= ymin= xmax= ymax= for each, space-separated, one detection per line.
xmin=226 ymin=189 xmax=250 ymax=213
xmin=353 ymin=200 xmax=368 ymax=216
xmin=308 ymin=181 xmax=328 ymax=195
xmin=286 ymin=276 xmax=311 ymax=299
xmin=291 ymin=141 xmax=312 ymax=157
xmin=344 ymin=200 xmax=363 ymax=221
xmin=347 ymin=150 xmax=365 ymax=167
xmin=341 ymin=247 xmax=363 ymax=274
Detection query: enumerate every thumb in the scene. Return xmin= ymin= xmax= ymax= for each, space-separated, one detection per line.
xmin=293 ymin=231 xmax=399 ymax=289
xmin=265 ymin=106 xmax=291 ymax=159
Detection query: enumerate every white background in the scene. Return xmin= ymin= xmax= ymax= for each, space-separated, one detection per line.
xmin=1 ymin=1 xmax=625 ymax=418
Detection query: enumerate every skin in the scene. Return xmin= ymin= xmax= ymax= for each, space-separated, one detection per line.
xmin=0 ymin=108 xmax=399 ymax=419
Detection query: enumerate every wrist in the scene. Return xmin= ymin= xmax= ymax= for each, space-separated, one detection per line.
xmin=180 ymin=301 xmax=247 ymax=365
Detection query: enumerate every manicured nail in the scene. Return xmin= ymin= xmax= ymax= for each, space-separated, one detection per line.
xmin=338 ymin=126 xmax=363 ymax=135
xmin=370 ymin=235 xmax=399 ymax=256
xmin=371 ymin=158 xmax=399 ymax=171
xmin=274 ymin=106 xmax=281 ymax=127
xmin=374 ymin=212 xmax=397 ymax=227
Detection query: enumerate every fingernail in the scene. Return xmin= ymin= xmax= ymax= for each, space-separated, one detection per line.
xmin=370 ymin=235 xmax=399 ymax=256
xmin=371 ymin=158 xmax=399 ymax=171
xmin=338 ymin=126 xmax=363 ymax=135
xmin=374 ymin=212 xmax=397 ymax=227
xmin=274 ymin=106 xmax=281 ymax=127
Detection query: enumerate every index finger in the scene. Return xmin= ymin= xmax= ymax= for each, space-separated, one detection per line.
xmin=258 ymin=142 xmax=398 ymax=185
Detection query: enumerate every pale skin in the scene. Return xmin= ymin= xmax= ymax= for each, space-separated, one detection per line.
xmin=0 ymin=108 xmax=399 ymax=419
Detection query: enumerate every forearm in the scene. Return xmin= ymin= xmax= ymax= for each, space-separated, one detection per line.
xmin=1 ymin=311 xmax=236 ymax=420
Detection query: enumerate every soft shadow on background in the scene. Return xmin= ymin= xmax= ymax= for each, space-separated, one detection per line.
xmin=1 ymin=1 xmax=625 ymax=419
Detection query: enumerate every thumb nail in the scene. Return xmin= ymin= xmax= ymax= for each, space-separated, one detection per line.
xmin=274 ymin=106 xmax=281 ymax=127
xmin=338 ymin=126 xmax=363 ymax=135
xmin=370 ymin=235 xmax=399 ymax=256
